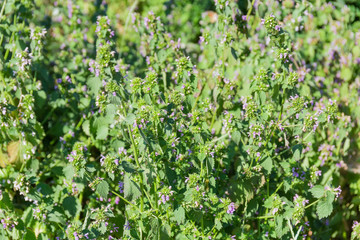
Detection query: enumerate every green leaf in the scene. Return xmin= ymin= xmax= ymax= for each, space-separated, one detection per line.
xmin=292 ymin=144 xmax=302 ymax=160
xmin=343 ymin=138 xmax=350 ymax=154
xmin=63 ymin=165 xmax=75 ymax=180
xmin=92 ymin=117 xmax=110 ymax=140
xmin=24 ymin=230 xmax=37 ymax=240
xmin=160 ymin=224 xmax=171 ymax=239
xmin=96 ymin=180 xmax=109 ymax=199
xmin=125 ymin=113 xmax=136 ymax=125
xmin=275 ymin=216 xmax=285 ymax=238
xmin=157 ymin=49 xmax=168 ymax=62
xmin=259 ymin=91 xmax=266 ymax=105
xmin=63 ymin=196 xmax=80 ymax=218
xmin=261 ymin=157 xmax=272 ymax=174
xmin=86 ymin=164 xmax=96 ymax=173
xmin=122 ymin=161 xmax=136 ymax=173
xmin=264 ymin=196 xmax=274 ymax=208
xmin=174 ymin=206 xmax=185 ymax=224
xmin=231 ymin=47 xmax=238 ymax=60
xmin=316 ymin=198 xmax=333 ymax=219
xmin=316 ymin=192 xmax=335 ymax=219
xmin=214 ymin=218 xmax=222 ymax=230
xmin=87 ymin=77 xmax=101 ymax=94
xmin=48 ymin=210 xmax=66 ymax=225
xmin=82 ymin=120 xmax=90 ymax=136
xmin=34 ymin=90 xmax=47 ymax=109
xmin=96 ymin=124 xmax=109 ymax=140
xmin=232 ymin=131 xmax=241 ymax=145
xmin=309 ymin=185 xmax=325 ymax=199
xmin=109 ymin=95 xmax=122 ymax=105
xmin=198 ymin=152 xmax=206 ymax=161
xmin=124 ymin=174 xmax=141 ymax=201
xmin=207 ymin=157 xmax=215 ymax=172
xmin=194 ymin=133 xmax=203 ymax=144
xmin=340 ymin=67 xmax=352 ymax=81
xmin=22 ymin=207 xmax=33 ymax=227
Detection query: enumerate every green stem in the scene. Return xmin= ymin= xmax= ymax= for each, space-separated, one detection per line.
xmin=0 ymin=68 xmax=15 ymax=106
xmin=287 ymin=218 xmax=296 ymax=239
xmin=251 ymin=97 xmax=285 ymax=168
xmin=305 ymin=198 xmax=320 ymax=209
xmin=294 ymin=224 xmax=303 ymax=240
xmin=75 ymin=116 xmax=85 ymax=131
xmin=246 ymin=0 xmax=256 ymax=19
xmin=127 ymin=125 xmax=144 ymax=211
xmin=122 ymin=101 xmax=153 ymax=212
xmin=162 ymin=71 xmax=167 ymax=92
xmin=124 ymin=0 xmax=139 ymax=32
xmin=4 ymin=14 xmax=16 ymax=61
xmin=41 ymin=108 xmax=55 ymax=125
xmin=111 ymin=190 xmax=142 ymax=213
xmin=75 ymin=191 xmax=83 ymax=221
xmin=282 ymin=124 xmax=302 ymax=128
xmin=271 ymin=181 xmax=284 ymax=197
xmin=0 ymin=0 xmax=6 ymax=21
xmin=201 ymin=216 xmax=204 ymax=238
xmin=247 ymin=215 xmax=274 ymax=220
xmin=191 ymin=81 xmax=204 ymax=112
xmin=303 ymin=131 xmax=313 ymax=141
xmin=209 ymin=107 xmax=217 ymax=130
xmin=210 ymin=133 xmax=229 ymax=143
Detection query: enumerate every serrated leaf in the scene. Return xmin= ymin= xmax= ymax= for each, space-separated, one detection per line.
xmin=92 ymin=117 xmax=109 ymax=140
xmin=198 ymin=152 xmax=206 ymax=161
xmin=341 ymin=67 xmax=352 ymax=81
xmin=232 ymin=131 xmax=241 ymax=145
xmin=316 ymin=197 xmax=333 ymax=219
xmin=82 ymin=120 xmax=90 ymax=136
xmin=309 ymin=185 xmax=325 ymax=199
xmin=24 ymin=230 xmax=37 ymax=240
xmin=259 ymin=91 xmax=266 ymax=105
xmin=264 ymin=196 xmax=274 ymax=208
xmin=275 ymin=216 xmax=285 ymax=238
xmin=125 ymin=113 xmax=136 ymax=125
xmin=261 ymin=157 xmax=272 ymax=174
xmin=109 ymin=95 xmax=122 ymax=105
xmin=122 ymin=161 xmax=136 ymax=173
xmin=124 ymin=174 xmax=141 ymax=201
xmin=96 ymin=124 xmax=109 ymax=140
xmin=174 ymin=207 xmax=185 ymax=224
xmin=7 ymin=141 xmax=20 ymax=164
xmin=87 ymin=77 xmax=101 ymax=94
xmin=214 ymin=218 xmax=222 ymax=230
xmin=86 ymin=164 xmax=96 ymax=173
xmin=48 ymin=211 xmax=65 ymax=225
xmin=63 ymin=196 xmax=80 ymax=218
xmin=292 ymin=144 xmax=302 ymax=160
xmin=207 ymin=157 xmax=214 ymax=172
xmin=63 ymin=165 xmax=75 ymax=180
xmin=96 ymin=180 xmax=109 ymax=199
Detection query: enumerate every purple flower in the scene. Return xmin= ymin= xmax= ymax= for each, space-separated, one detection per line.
xmin=118 ymin=181 xmax=124 ymax=193
xmin=227 ymin=202 xmax=236 ymax=214
xmin=124 ymin=221 xmax=131 ymax=230
xmin=292 ymin=167 xmax=299 ymax=178
xmin=334 ymin=186 xmax=342 ymax=199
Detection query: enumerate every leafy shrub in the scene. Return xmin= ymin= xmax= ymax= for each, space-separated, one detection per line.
xmin=0 ymin=0 xmax=360 ymax=239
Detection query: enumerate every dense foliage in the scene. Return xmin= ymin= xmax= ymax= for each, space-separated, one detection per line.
xmin=1 ymin=0 xmax=360 ymax=239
